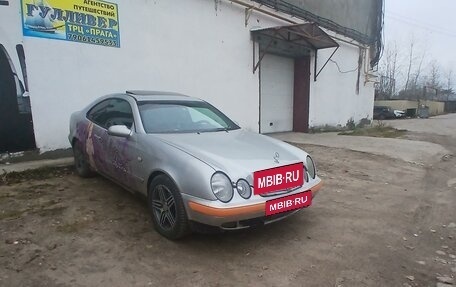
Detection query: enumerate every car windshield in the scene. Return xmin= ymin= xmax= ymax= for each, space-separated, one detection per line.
xmin=138 ymin=100 xmax=240 ymax=133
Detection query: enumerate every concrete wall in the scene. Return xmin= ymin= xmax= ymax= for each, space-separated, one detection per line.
xmin=423 ymin=100 xmax=445 ymax=116
xmin=375 ymin=100 xmax=418 ymax=111
xmin=375 ymin=100 xmax=445 ymax=116
xmin=285 ymin=0 xmax=381 ymax=38
xmin=1 ymin=0 xmax=375 ymax=151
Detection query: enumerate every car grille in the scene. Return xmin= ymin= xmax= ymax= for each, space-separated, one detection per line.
xmin=220 ymin=210 xmax=302 ymax=230
xmin=258 ymin=185 xmax=302 ymax=197
xmin=256 ymin=169 xmax=308 ymax=197
xmin=239 ymin=210 xmax=296 ymax=227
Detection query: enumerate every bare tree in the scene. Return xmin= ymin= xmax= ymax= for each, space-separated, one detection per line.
xmin=427 ymin=60 xmax=441 ymax=90
xmin=377 ymin=38 xmax=448 ymax=101
xmin=404 ymin=37 xmax=415 ymax=91
xmin=446 ymin=68 xmax=453 ymax=91
xmin=443 ymin=68 xmax=454 ymax=101
xmin=377 ymin=42 xmax=399 ymax=99
xmin=411 ymin=50 xmax=426 ymax=90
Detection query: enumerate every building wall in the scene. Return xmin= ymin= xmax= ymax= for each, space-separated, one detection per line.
xmin=19 ymin=0 xmax=277 ymax=150
xmin=2 ymin=0 xmax=375 ymax=151
xmin=309 ymin=44 xmax=375 ymax=127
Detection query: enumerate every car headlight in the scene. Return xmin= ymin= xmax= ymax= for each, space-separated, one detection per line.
xmin=306 ymin=155 xmax=316 ymax=179
xmin=236 ymin=179 xmax=252 ymax=199
xmin=211 ymin=172 xmax=234 ymax=203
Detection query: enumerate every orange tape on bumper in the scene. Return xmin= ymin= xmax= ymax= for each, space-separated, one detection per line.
xmin=188 ymin=201 xmax=264 ymax=217
xmin=188 ymin=181 xmax=322 ymax=217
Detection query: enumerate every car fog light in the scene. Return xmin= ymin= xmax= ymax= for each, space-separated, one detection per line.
xmin=236 ymin=179 xmax=252 ymax=199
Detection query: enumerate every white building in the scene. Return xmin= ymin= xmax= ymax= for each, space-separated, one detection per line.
xmin=0 ymin=0 xmax=383 ymax=152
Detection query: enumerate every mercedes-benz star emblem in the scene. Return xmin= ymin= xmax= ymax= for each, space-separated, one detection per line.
xmin=273 ymin=152 xmax=280 ymax=163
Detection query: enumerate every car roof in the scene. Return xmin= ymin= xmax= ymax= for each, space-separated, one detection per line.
xmin=124 ymin=90 xmax=203 ymax=102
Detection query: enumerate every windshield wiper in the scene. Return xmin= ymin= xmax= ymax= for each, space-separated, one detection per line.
xmin=212 ymin=127 xmax=229 ymax=132
xmin=195 ymin=127 xmax=234 ymax=134
xmin=196 ymin=127 xmax=229 ymax=134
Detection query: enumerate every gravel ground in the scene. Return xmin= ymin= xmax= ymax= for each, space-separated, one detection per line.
xmin=0 ymin=119 xmax=455 ymax=286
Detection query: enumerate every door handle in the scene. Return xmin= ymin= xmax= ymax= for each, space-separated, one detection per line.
xmin=93 ymin=134 xmax=102 ymax=141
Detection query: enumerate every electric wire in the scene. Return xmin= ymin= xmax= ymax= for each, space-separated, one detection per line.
xmin=329 ymin=59 xmax=358 ymax=74
xmin=386 ymin=13 xmax=456 ymax=38
xmin=386 ymin=10 xmax=456 ymax=35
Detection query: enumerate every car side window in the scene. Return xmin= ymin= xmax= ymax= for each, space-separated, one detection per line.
xmin=87 ymin=99 xmax=134 ymax=129
xmin=87 ymin=99 xmax=112 ymax=126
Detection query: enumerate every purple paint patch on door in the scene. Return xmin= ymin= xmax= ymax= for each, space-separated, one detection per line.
xmin=108 ymin=137 xmax=133 ymax=183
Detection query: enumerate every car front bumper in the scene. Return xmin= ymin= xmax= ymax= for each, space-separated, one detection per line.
xmin=183 ymin=180 xmax=322 ymax=230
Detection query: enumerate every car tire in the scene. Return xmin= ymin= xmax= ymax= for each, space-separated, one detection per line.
xmin=72 ymin=140 xmax=95 ymax=178
xmin=148 ymin=175 xmax=190 ymax=240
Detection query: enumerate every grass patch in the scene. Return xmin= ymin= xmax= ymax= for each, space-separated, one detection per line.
xmin=309 ymin=118 xmax=372 ymax=133
xmin=339 ymin=125 xmax=407 ymax=138
xmin=15 ymin=189 xmax=49 ymax=200
xmin=35 ymin=206 xmax=67 ymax=217
xmin=0 ymin=166 xmax=73 ymax=185
xmin=56 ymin=220 xmax=89 ymax=233
xmin=0 ymin=208 xmax=31 ymax=220
xmin=0 ymin=199 xmax=66 ymax=220
xmin=310 ymin=124 xmax=344 ymax=133
xmin=0 ymin=193 xmax=13 ymax=202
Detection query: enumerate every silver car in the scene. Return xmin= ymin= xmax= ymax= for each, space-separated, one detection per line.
xmin=69 ymin=91 xmax=322 ymax=239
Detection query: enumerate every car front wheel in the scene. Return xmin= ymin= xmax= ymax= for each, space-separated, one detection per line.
xmin=148 ymin=175 xmax=190 ymax=240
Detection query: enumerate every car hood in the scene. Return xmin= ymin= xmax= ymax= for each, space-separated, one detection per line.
xmin=153 ymin=129 xmax=308 ymax=183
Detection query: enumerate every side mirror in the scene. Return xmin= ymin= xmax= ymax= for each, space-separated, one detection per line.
xmin=108 ymin=125 xmax=132 ymax=138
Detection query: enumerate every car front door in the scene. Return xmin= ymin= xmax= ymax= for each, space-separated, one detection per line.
xmin=102 ymin=98 xmax=142 ymax=190
xmin=86 ymin=99 xmax=113 ymax=174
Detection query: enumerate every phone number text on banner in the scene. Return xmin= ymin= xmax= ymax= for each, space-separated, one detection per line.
xmin=21 ymin=0 xmax=120 ymax=48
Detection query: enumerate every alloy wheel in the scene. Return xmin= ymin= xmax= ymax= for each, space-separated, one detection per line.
xmin=151 ymin=185 xmax=177 ymax=230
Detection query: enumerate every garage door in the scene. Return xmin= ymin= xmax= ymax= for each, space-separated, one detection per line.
xmin=260 ymin=54 xmax=294 ymax=133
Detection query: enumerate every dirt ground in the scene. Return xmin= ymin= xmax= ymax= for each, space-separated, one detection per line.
xmin=1 ymin=120 xmax=455 ymax=286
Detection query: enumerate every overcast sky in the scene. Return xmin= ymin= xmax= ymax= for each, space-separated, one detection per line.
xmin=383 ymin=0 xmax=456 ymax=87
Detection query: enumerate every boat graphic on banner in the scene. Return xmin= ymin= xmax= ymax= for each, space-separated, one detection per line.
xmin=21 ymin=0 xmax=120 ymax=47
xmin=24 ymin=0 xmax=64 ymax=34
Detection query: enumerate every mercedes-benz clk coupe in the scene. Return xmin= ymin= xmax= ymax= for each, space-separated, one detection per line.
xmin=69 ymin=91 xmax=322 ymax=239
